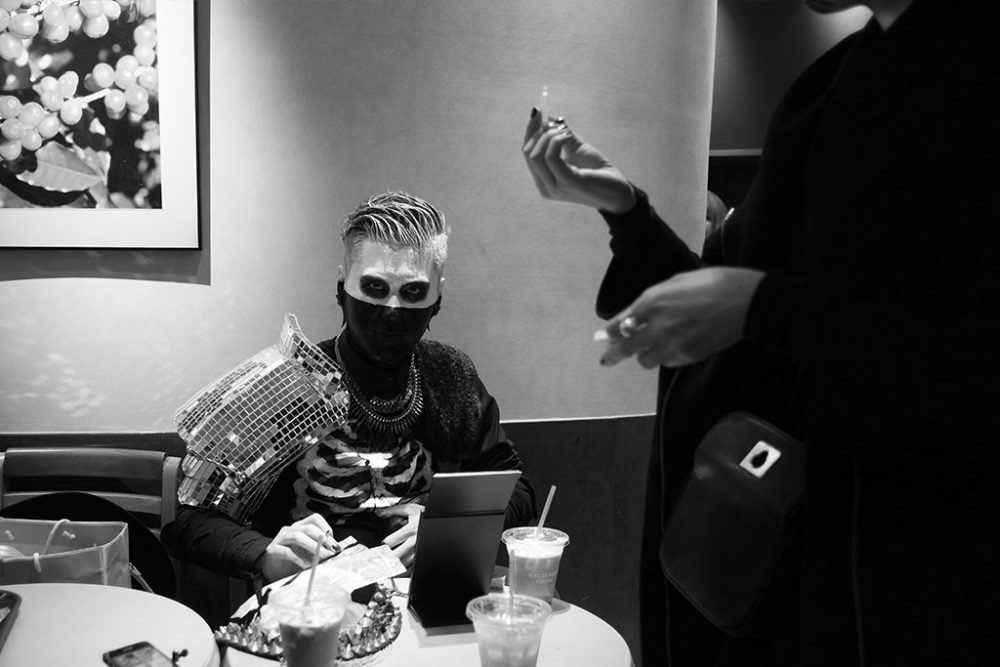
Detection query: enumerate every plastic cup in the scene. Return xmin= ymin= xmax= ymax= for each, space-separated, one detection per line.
xmin=502 ymin=527 xmax=570 ymax=604
xmin=269 ymin=580 xmax=349 ymax=667
xmin=466 ymin=593 xmax=552 ymax=667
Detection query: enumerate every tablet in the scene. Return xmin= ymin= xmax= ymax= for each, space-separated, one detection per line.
xmin=408 ymin=471 xmax=521 ymax=627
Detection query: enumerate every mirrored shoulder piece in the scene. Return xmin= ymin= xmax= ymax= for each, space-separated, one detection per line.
xmin=173 ymin=314 xmax=349 ymax=524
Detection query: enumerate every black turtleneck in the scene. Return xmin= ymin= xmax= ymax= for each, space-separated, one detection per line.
xmin=336 ymin=327 xmax=410 ymax=399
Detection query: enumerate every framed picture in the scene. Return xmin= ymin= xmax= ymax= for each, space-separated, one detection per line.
xmin=0 ymin=0 xmax=199 ymax=249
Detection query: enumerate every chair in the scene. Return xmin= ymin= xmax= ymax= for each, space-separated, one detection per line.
xmin=0 ymin=447 xmax=180 ymax=534
xmin=0 ymin=447 xmax=182 ymax=596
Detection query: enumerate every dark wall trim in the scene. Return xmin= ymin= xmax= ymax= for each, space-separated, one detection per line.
xmin=0 ymin=432 xmax=187 ymax=456
xmin=0 ymin=415 xmax=656 ymax=458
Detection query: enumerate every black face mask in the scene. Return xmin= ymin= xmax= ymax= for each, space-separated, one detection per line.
xmin=337 ymin=281 xmax=441 ymax=367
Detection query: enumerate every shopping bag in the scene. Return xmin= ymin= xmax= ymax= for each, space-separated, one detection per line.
xmin=0 ymin=517 xmax=130 ymax=587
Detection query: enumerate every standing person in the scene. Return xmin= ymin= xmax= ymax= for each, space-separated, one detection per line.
xmin=522 ymin=1 xmax=1000 ymax=665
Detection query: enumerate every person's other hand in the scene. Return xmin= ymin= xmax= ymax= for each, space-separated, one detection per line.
xmin=376 ymin=503 xmax=425 ymax=568
xmin=260 ymin=513 xmax=339 ymax=583
xmin=522 ymin=111 xmax=637 ymax=214
xmin=599 ymin=267 xmax=766 ymax=368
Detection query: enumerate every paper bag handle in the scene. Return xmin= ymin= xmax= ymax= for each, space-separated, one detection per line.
xmin=42 ymin=518 xmax=75 ymax=556
xmin=32 ymin=518 xmax=76 ymax=574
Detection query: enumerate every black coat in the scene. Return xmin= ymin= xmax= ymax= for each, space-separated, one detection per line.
xmin=598 ymin=2 xmax=1000 ymax=665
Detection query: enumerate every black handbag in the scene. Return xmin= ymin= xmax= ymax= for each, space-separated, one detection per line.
xmin=661 ymin=411 xmax=804 ymax=637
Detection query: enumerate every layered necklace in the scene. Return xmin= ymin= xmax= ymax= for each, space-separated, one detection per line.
xmin=333 ymin=335 xmax=424 ymax=434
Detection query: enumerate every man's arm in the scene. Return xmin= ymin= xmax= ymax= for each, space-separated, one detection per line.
xmin=164 ymin=463 xmax=340 ymax=583
xmin=161 ymin=504 xmax=271 ymax=579
xmin=459 ymin=379 xmax=537 ymax=529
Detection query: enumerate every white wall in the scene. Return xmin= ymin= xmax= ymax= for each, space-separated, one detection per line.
xmin=0 ymin=0 xmax=716 ymax=432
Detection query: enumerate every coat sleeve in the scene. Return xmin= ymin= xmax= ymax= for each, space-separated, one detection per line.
xmin=595 ymin=187 xmax=704 ymax=319
xmin=160 ymin=504 xmax=272 ymax=579
xmin=458 ymin=376 xmax=537 ymax=530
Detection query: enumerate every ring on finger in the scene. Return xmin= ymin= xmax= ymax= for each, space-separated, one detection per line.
xmin=618 ymin=316 xmax=640 ymax=338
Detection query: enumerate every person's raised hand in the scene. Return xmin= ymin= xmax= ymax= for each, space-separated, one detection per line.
xmin=260 ymin=513 xmax=339 ymax=583
xmin=522 ymin=110 xmax=636 ymax=215
xmin=375 ymin=503 xmax=425 ymax=568
xmin=598 ymin=267 xmax=766 ymax=368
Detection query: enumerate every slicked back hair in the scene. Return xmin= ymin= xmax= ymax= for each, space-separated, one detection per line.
xmin=341 ymin=192 xmax=449 ymax=271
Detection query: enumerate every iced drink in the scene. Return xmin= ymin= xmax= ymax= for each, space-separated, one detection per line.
xmin=466 ymin=593 xmax=551 ymax=667
xmin=502 ymin=527 xmax=570 ymax=604
xmin=269 ymin=580 xmax=349 ymax=667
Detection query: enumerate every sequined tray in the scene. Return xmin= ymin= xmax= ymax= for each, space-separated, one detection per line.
xmin=215 ymin=581 xmax=404 ymax=665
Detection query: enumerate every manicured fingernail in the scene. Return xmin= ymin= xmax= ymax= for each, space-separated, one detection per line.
xmin=530 ymin=107 xmax=538 ymax=118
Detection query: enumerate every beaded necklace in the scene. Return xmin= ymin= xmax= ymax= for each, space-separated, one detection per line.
xmin=333 ymin=335 xmax=424 ymax=434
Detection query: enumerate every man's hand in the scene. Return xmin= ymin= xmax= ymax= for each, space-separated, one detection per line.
xmin=522 ymin=111 xmax=636 ymax=214
xmin=376 ymin=503 xmax=425 ymax=568
xmin=598 ymin=267 xmax=766 ymax=368
xmin=260 ymin=513 xmax=339 ymax=583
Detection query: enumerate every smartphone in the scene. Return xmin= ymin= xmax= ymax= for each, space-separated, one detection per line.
xmin=102 ymin=641 xmax=174 ymax=667
xmin=0 ymin=590 xmax=22 ymax=655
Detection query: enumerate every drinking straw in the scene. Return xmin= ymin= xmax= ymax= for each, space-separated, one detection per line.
xmin=508 ymin=583 xmax=515 ymax=622
xmin=303 ymin=537 xmax=324 ymax=607
xmin=535 ymin=485 xmax=557 ymax=537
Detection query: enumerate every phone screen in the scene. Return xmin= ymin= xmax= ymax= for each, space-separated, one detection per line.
xmin=102 ymin=641 xmax=175 ymax=667
xmin=0 ymin=590 xmax=21 ymax=654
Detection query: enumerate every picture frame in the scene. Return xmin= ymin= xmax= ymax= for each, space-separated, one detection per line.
xmin=0 ymin=0 xmax=199 ymax=249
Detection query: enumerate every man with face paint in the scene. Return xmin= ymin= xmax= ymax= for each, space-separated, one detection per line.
xmin=524 ymin=0 xmax=1000 ymax=665
xmin=163 ymin=192 xmax=536 ymax=588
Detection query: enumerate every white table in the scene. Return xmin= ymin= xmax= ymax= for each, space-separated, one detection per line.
xmin=1 ymin=583 xmax=220 ymax=667
xmin=224 ymin=579 xmax=633 ymax=667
